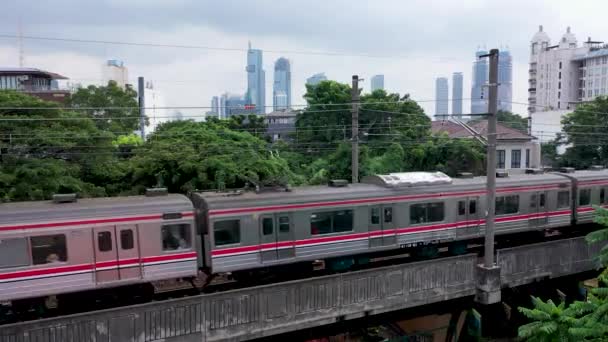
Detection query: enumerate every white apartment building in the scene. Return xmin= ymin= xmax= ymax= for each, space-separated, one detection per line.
xmin=103 ymin=59 xmax=129 ymax=89
xmin=529 ymin=26 xmax=608 ymax=113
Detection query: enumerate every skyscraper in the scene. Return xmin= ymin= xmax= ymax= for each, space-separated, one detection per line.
xmin=371 ymin=74 xmax=384 ymax=91
xmin=246 ymin=42 xmax=265 ymax=114
xmin=452 ymin=72 xmax=463 ymax=117
xmin=103 ymin=59 xmax=129 ymax=89
xmin=471 ymin=49 xmax=489 ymax=114
xmin=273 ymin=57 xmax=291 ymax=111
xmin=219 ymin=93 xmax=227 ymax=119
xmin=211 ymin=96 xmax=219 ymax=115
xmin=498 ymin=51 xmax=513 ymax=112
xmin=435 ymin=77 xmax=449 ymax=118
xmin=306 ymin=73 xmax=327 ymax=86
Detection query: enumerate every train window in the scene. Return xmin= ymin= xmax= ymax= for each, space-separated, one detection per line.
xmin=310 ymin=210 xmax=353 ymax=235
xmin=580 ymin=189 xmax=591 ymax=206
xmin=410 ymin=202 xmax=445 ymax=224
xmin=262 ymin=217 xmax=273 ymax=235
xmin=458 ymin=201 xmax=466 ymax=216
xmin=97 ymin=231 xmax=112 ymax=252
xmin=370 ymin=207 xmax=380 ymax=224
xmin=0 ymin=238 xmax=29 ymax=268
xmin=213 ymin=220 xmax=240 ymax=246
xmin=469 ymin=200 xmax=477 ymax=215
xmin=120 ymin=230 xmax=134 ymax=250
xmin=384 ymin=208 xmax=393 ymax=223
xmin=601 ymin=188 xmax=606 ymax=204
xmin=279 ymin=216 xmax=290 ymax=233
xmin=530 ymin=194 xmax=537 ymax=209
xmin=30 ymin=234 xmax=67 ymax=265
xmin=558 ymin=191 xmax=570 ymax=208
xmin=540 ymin=194 xmax=546 ymax=208
xmin=162 ymin=224 xmax=192 ymax=250
xmin=496 ymin=195 xmax=519 ymax=215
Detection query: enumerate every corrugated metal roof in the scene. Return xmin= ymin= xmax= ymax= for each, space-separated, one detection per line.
xmin=0 ymin=67 xmax=68 ymax=79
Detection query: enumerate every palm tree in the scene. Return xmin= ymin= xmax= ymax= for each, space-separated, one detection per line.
xmin=518 ymin=296 xmax=577 ymax=341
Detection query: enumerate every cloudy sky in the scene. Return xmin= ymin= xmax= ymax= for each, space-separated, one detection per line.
xmin=1 ymin=0 xmax=608 ymax=117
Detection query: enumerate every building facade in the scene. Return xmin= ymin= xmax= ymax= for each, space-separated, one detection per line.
xmin=273 ymin=57 xmax=291 ymax=111
xmin=452 ymin=72 xmax=463 ymax=116
xmin=246 ymin=42 xmax=265 ymax=114
xmin=471 ymin=50 xmax=489 ymax=115
xmin=306 ymin=73 xmax=327 ymax=86
xmin=211 ymin=96 xmax=219 ymax=115
xmin=371 ymin=74 xmax=384 ymax=92
xmin=528 ymin=25 xmax=608 ymax=113
xmin=103 ymin=59 xmax=129 ymax=89
xmin=498 ymin=51 xmax=513 ymax=112
xmin=0 ymin=67 xmax=70 ymax=103
xmin=435 ymin=77 xmax=449 ymax=118
xmin=266 ymin=109 xmax=297 ymax=141
xmin=221 ymin=93 xmax=253 ymax=118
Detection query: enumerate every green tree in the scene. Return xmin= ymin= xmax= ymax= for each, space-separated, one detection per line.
xmin=559 ymin=96 xmax=608 ymax=168
xmin=496 ymin=111 xmax=529 ymax=133
xmin=69 ymin=81 xmax=142 ymax=133
xmin=518 ymin=297 xmax=577 ymax=341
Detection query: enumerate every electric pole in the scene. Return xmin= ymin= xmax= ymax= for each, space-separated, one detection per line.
xmin=482 ymin=49 xmax=499 ymax=268
xmin=137 ymin=77 xmax=146 ymax=140
xmin=351 ymin=75 xmax=360 ymax=184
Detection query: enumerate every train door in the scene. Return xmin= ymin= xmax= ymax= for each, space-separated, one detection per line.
xmin=456 ymin=198 xmax=480 ymax=238
xmin=529 ymin=192 xmax=548 ymax=229
xmin=369 ymin=205 xmax=396 ymax=247
xmin=260 ymin=213 xmax=295 ymax=262
xmin=93 ymin=226 xmax=119 ymax=283
xmin=116 ymin=224 xmax=142 ymax=281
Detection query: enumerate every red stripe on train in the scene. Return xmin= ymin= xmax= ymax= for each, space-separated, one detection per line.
xmin=0 ymin=212 xmax=194 ymax=231
xmin=0 ymin=252 xmax=197 ymax=281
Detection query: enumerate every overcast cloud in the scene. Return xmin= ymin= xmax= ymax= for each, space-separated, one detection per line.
xmin=1 ymin=0 xmax=608 ymax=116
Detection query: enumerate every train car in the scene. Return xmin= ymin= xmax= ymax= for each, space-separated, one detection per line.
xmin=556 ymin=168 xmax=608 ymax=224
xmin=0 ymin=192 xmax=196 ymax=310
xmin=193 ymin=169 xmax=608 ymax=274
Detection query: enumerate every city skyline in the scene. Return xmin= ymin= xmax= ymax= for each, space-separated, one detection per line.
xmin=371 ymin=74 xmax=384 ymax=92
xmin=435 ymin=77 xmax=449 ymax=117
xmin=452 ymin=72 xmax=463 ymax=116
xmin=246 ymin=42 xmax=265 ymax=114
xmin=273 ymin=57 xmax=291 ymax=111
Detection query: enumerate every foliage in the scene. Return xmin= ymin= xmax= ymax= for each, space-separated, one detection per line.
xmin=518 ymin=207 xmax=608 ymax=341
xmin=130 ymin=120 xmax=302 ymax=193
xmin=559 ymin=96 xmax=608 ymax=169
xmin=69 ymin=81 xmax=142 ymax=133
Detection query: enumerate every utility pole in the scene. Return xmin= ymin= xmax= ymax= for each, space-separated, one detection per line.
xmin=483 ymin=49 xmax=499 ymax=268
xmin=137 ymin=77 xmax=146 ymax=140
xmin=351 ymin=75 xmax=360 ymax=184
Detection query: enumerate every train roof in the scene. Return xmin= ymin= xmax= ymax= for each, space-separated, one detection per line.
xmin=193 ymin=172 xmax=576 ymax=211
xmin=0 ymin=194 xmax=193 ymax=227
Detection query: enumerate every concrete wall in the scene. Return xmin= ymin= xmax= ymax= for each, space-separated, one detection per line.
xmin=0 ymin=237 xmax=600 ymax=342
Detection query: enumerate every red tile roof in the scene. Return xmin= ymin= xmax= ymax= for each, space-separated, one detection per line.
xmin=431 ymin=120 xmax=533 ymax=141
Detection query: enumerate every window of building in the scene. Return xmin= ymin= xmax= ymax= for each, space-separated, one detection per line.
xmin=31 ymin=234 xmax=67 ymax=265
xmin=558 ymin=191 xmax=570 ymax=208
xmin=558 ymin=92 xmax=561 ymax=99
xmin=603 ymin=67 xmax=607 ymax=75
xmin=588 ymin=90 xmax=593 ymax=97
xmin=558 ymin=82 xmax=561 ymax=89
xmin=595 ymin=89 xmax=600 ymax=96
xmin=526 ymin=149 xmax=531 ymax=168
xmin=371 ymin=207 xmax=380 ymax=224
xmin=120 ymin=229 xmax=134 ymax=250
xmin=214 ymin=220 xmax=239 ymax=246
xmin=384 ymin=207 xmax=393 ymax=223
xmin=496 ymin=195 xmax=519 ymax=215
xmin=579 ymin=189 xmax=592 ymax=206
xmin=279 ymin=216 xmax=290 ymax=233
xmin=0 ymin=238 xmax=30 ymax=268
xmin=410 ymin=202 xmax=445 ymax=224
xmin=97 ymin=231 xmax=112 ymax=252
xmin=469 ymin=200 xmax=477 ymax=215
xmin=601 ymin=188 xmax=606 ymax=204
xmin=559 ymin=72 xmax=562 ymax=79
xmin=458 ymin=200 xmax=466 ymax=216
xmin=511 ymin=150 xmax=521 ymax=168
xmin=497 ymin=150 xmax=506 ymax=169
xmin=559 ymin=61 xmax=562 ymax=69
xmin=262 ymin=217 xmax=273 ymax=235
xmin=310 ymin=210 xmax=353 ymax=235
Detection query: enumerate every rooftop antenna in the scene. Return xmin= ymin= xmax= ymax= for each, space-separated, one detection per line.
xmin=17 ymin=18 xmax=24 ymax=67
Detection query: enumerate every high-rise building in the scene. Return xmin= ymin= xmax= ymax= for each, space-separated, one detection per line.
xmin=103 ymin=59 xmax=129 ymax=89
xmin=452 ymin=72 xmax=463 ymax=116
xmin=498 ymin=51 xmax=513 ymax=112
xmin=306 ymin=73 xmax=327 ymax=86
xmin=471 ymin=50 xmax=489 ymax=114
xmin=222 ymin=93 xmax=253 ymax=118
xmin=435 ymin=77 xmax=449 ymax=118
xmin=371 ymin=74 xmax=384 ymax=92
xmin=211 ymin=96 xmax=219 ymax=115
xmin=273 ymin=57 xmax=291 ymax=111
xmin=219 ymin=93 xmax=228 ymax=119
xmin=246 ymin=42 xmax=265 ymax=114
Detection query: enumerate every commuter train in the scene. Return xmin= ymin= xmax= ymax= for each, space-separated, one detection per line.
xmin=1 ymin=168 xmax=608 ymax=315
